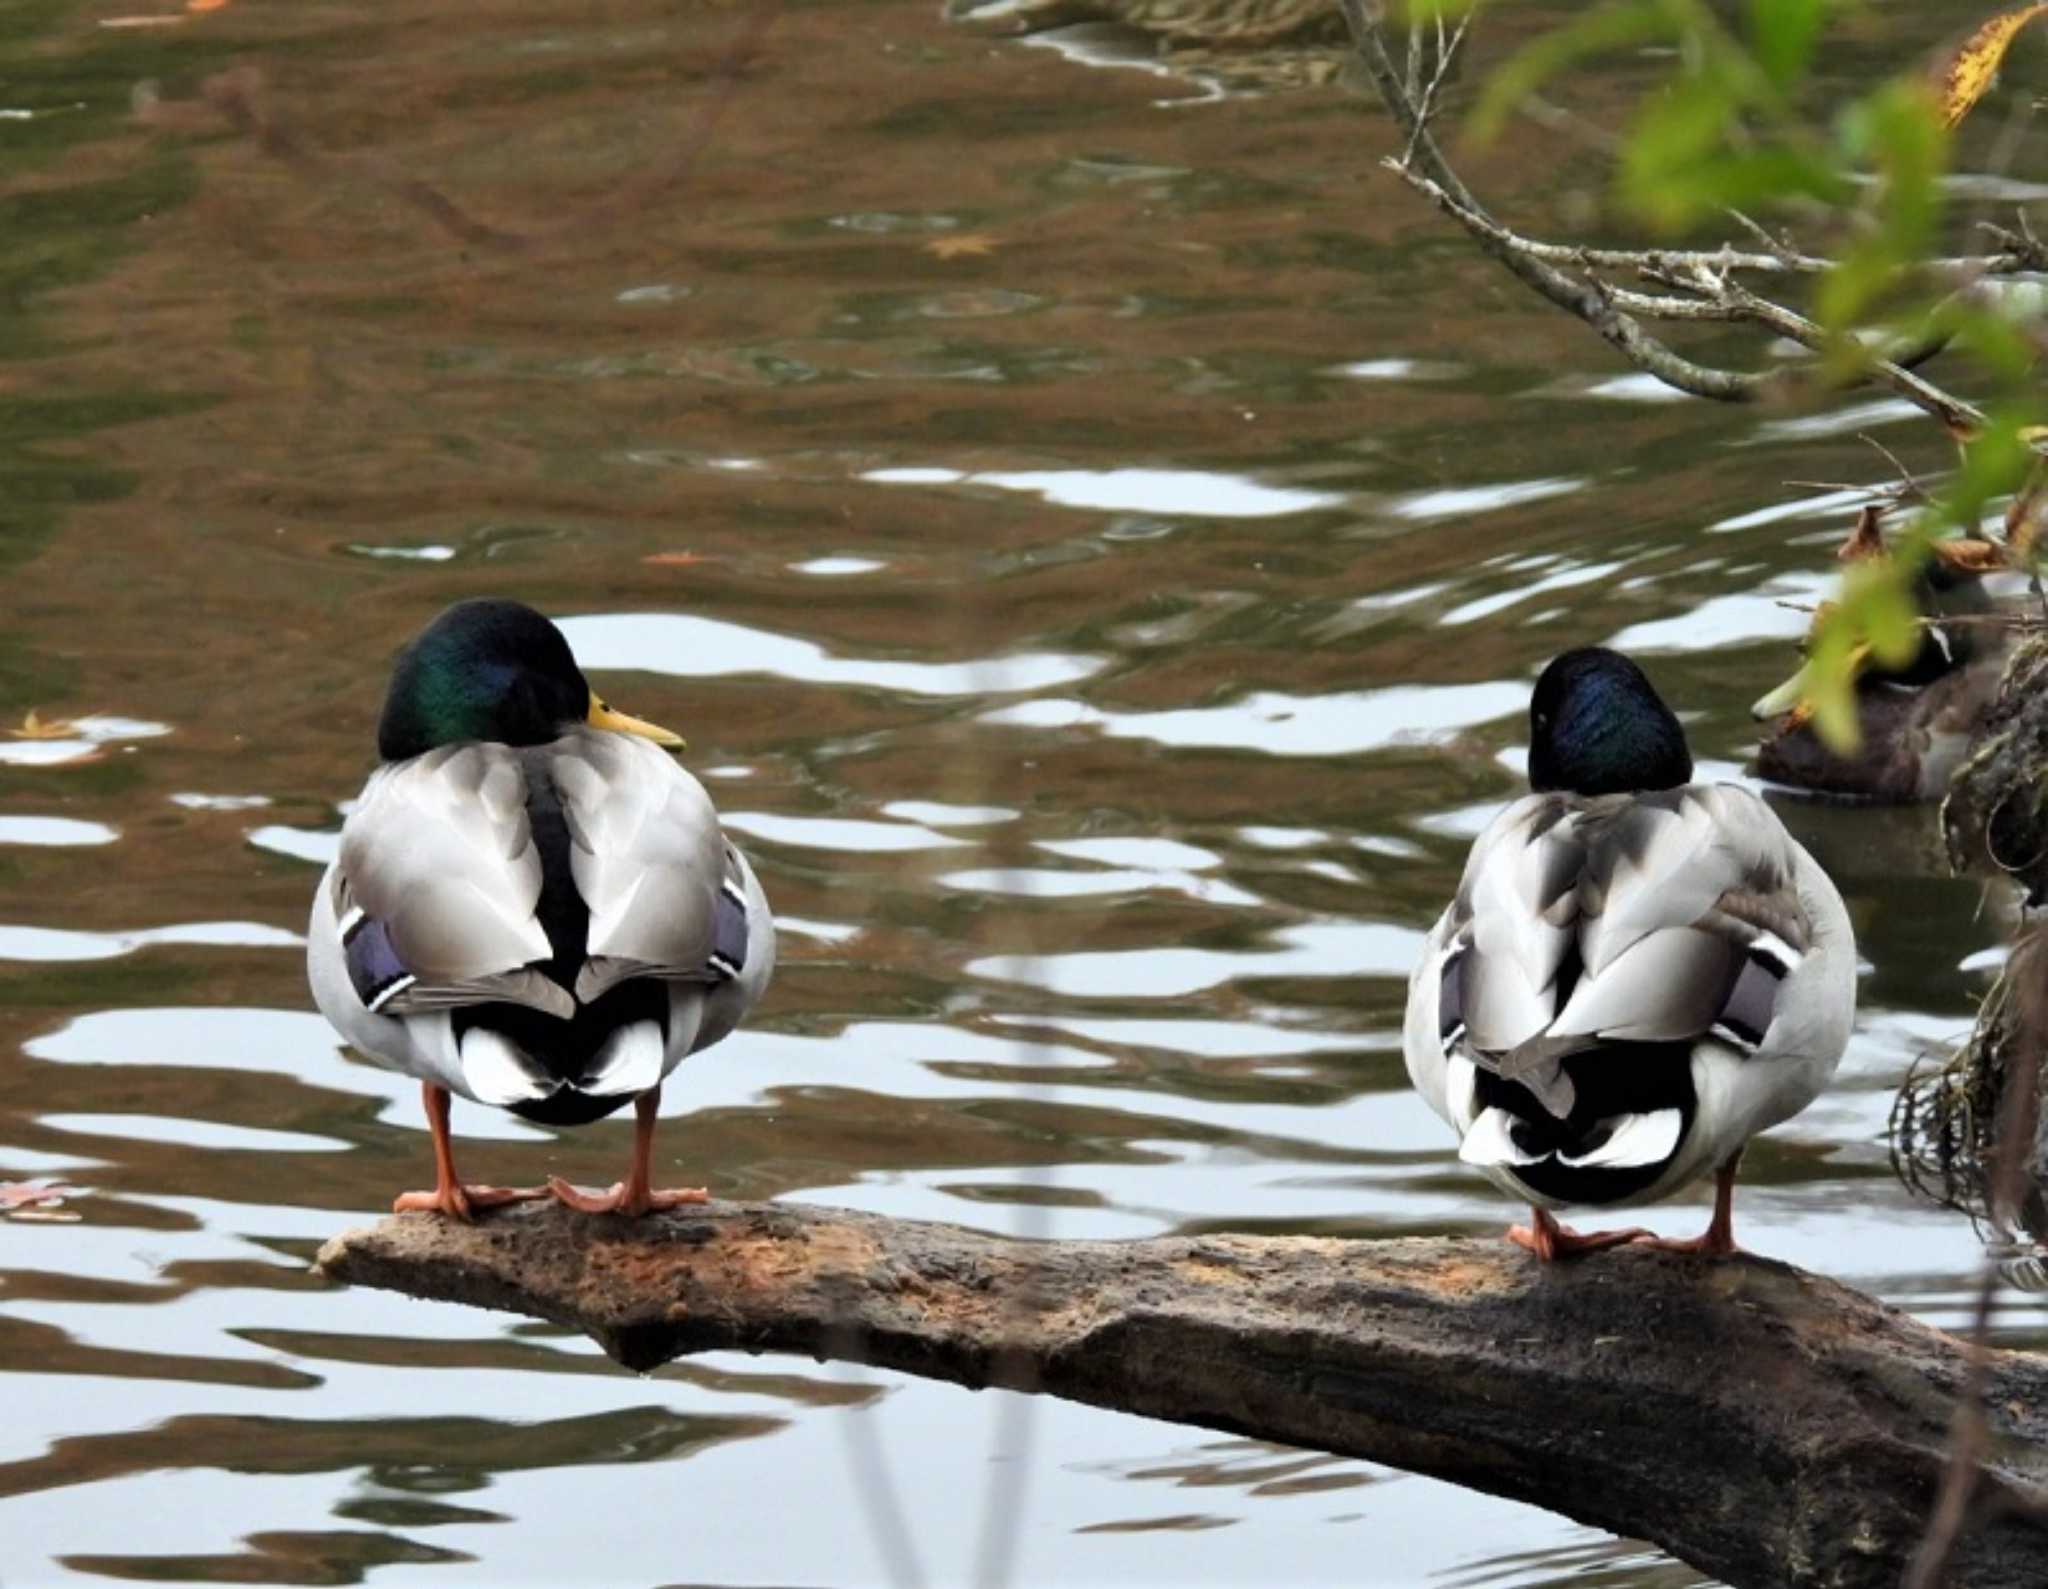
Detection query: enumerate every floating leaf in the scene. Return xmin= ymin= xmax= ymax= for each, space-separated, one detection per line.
xmin=923 ymin=233 xmax=1000 ymax=260
xmin=1936 ymin=3 xmax=2048 ymax=128
xmin=11 ymin=709 xmax=81 ymax=740
xmin=0 ymin=1180 xmax=72 ymax=1211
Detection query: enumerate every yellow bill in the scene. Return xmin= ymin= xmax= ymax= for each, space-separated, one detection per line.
xmin=587 ymin=691 xmax=685 ymax=749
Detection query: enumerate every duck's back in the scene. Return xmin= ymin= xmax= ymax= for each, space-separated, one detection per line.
xmin=1409 ymin=782 xmax=1853 ymax=1205
xmin=312 ymin=730 xmax=761 ymax=1110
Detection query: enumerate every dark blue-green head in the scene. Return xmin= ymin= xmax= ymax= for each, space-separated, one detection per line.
xmin=376 ymin=599 xmax=684 ymax=762
xmin=1528 ymin=647 xmax=1692 ymax=796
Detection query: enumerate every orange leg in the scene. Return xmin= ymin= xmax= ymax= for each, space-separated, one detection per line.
xmin=1637 ymin=1153 xmax=1744 ymax=1258
xmin=1507 ymin=1206 xmax=1654 ymax=1261
xmin=393 ymin=1082 xmax=546 ymax=1222
xmin=548 ymin=1084 xmax=709 ymax=1217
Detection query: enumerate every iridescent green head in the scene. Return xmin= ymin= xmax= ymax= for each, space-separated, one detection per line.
xmin=376 ymin=599 xmax=683 ymax=762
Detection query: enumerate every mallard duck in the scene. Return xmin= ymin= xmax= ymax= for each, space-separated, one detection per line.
xmin=1404 ymin=647 xmax=1856 ymax=1259
xmin=1753 ymin=506 xmax=2012 ymax=802
xmin=307 ymin=599 xmax=775 ymax=1220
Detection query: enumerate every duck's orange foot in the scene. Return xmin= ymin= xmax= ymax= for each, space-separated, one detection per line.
xmin=1635 ymin=1227 xmax=1743 ymax=1259
xmin=393 ymin=1183 xmax=547 ymax=1222
xmin=545 ymin=1175 xmax=709 ymax=1217
xmin=1506 ymin=1212 xmax=1654 ymax=1262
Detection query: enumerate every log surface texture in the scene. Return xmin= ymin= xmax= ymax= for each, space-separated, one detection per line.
xmin=317 ymin=1200 xmax=2048 ymax=1589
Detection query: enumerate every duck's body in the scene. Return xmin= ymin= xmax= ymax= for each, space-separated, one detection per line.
xmin=1755 ymin=656 xmax=2004 ymax=802
xmin=1404 ymin=648 xmax=1856 ymax=1258
xmin=307 ymin=599 xmax=774 ymax=1219
xmin=1753 ymin=508 xmax=2010 ymax=803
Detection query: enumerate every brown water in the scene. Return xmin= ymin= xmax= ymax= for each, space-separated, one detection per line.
xmin=1 ymin=1 xmax=2042 ymax=1584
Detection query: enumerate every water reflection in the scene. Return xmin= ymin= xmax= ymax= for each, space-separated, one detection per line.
xmin=983 ymin=681 xmax=1527 ymax=756
xmin=559 ymin=612 xmax=1104 ymax=697
xmin=0 ymin=0 xmax=2037 ymax=1584
xmin=862 ymin=465 xmax=1345 ymax=517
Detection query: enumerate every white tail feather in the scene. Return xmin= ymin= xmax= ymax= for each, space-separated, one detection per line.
xmin=458 ymin=1027 xmax=555 ymax=1107
xmin=579 ymin=1019 xmax=666 ymax=1098
xmin=1458 ymin=1107 xmax=1545 ymax=1168
xmin=1557 ymin=1108 xmax=1683 ymax=1170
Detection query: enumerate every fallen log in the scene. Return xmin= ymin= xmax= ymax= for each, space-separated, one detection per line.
xmin=317 ymin=1200 xmax=2048 ymax=1589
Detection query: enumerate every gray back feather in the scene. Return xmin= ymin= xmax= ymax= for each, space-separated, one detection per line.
xmin=337 ymin=747 xmax=551 ymax=990
xmin=553 ymin=731 xmax=728 ymax=1002
xmin=1452 ymin=785 xmax=1816 ymax=1114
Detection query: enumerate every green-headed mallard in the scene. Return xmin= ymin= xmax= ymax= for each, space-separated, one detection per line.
xmin=308 ymin=599 xmax=775 ymax=1219
xmin=1405 ymin=647 xmax=1856 ymax=1259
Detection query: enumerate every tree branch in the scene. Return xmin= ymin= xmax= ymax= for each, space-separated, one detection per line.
xmin=1381 ymin=161 xmax=1775 ymax=398
xmin=1341 ymin=4 xmax=2029 ymax=419
xmin=1646 ymin=262 xmax=1991 ymax=433
xmin=319 ymin=1202 xmax=2048 ymax=1589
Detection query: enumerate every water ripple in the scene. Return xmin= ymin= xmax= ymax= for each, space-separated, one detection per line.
xmin=560 ymin=612 xmax=1103 ymax=698
xmin=983 ymin=682 xmax=1525 ymax=757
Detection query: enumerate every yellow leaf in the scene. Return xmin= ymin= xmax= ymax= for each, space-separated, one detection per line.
xmin=922 ymin=233 xmax=999 ymax=261
xmin=1936 ymin=3 xmax=2048 ymax=129
xmin=11 ymin=709 xmax=79 ymax=740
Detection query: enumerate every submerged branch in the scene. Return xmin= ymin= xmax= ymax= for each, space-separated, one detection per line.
xmin=319 ymin=1201 xmax=2048 ymax=1589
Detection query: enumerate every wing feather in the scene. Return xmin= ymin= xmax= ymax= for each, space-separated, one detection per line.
xmin=554 ymin=731 xmax=729 ymax=999
xmin=1458 ymin=786 xmax=1821 ymax=1117
xmin=334 ymin=747 xmax=563 ymax=1015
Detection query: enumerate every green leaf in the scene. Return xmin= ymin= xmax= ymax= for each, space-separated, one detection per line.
xmin=1470 ymin=0 xmax=1680 ymax=142
xmin=1750 ymin=0 xmax=1831 ymax=90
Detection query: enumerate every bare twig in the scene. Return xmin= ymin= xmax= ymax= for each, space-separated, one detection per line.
xmin=1379 ymin=161 xmax=1774 ymax=399
xmin=1670 ymin=265 xmax=1990 ymax=432
xmin=1402 ymin=8 xmax=1475 ymax=169
xmin=1860 ymin=434 xmax=1934 ymax=503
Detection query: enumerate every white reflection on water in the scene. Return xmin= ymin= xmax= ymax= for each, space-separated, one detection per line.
xmin=947 ymin=835 xmax=1264 ymax=906
xmin=0 ymin=714 xmax=170 ymax=768
xmin=1437 ymin=559 xmax=1626 ymax=628
xmin=861 ymin=465 xmax=1344 ymax=518
xmin=246 ymin=825 xmax=340 ymax=866
xmin=991 ymin=1014 xmax=1372 ymax=1058
xmin=170 ymin=792 xmax=273 ymax=811
xmin=1236 ymin=825 xmax=1328 ymax=851
xmin=1570 ymin=372 xmax=1693 ymax=402
xmin=983 ymin=681 xmax=1525 ymax=757
xmin=1386 ymin=477 xmax=1584 ymax=522
xmin=720 ymin=811 xmax=971 ymax=853
xmin=24 ymin=1008 xmax=547 ymax=1140
xmin=1605 ymin=569 xmax=1831 ymax=654
xmin=789 ymin=555 xmax=886 ymax=575
xmin=0 ymin=921 xmax=303 ymax=962
xmin=882 ymin=800 xmax=1018 ymax=827
xmin=560 ymin=612 xmax=1102 ymax=697
xmin=1042 ymin=837 xmax=1221 ymax=870
xmin=1751 ymin=397 xmax=1921 ymax=442
xmin=38 ymin=1114 xmax=353 ymax=1155
xmin=1330 ymin=357 xmax=1462 ymax=381
xmin=1709 ymin=486 xmax=1869 ymax=532
xmin=0 ymin=816 xmax=117 ymax=845
xmin=968 ymin=920 xmax=1426 ymax=998
xmin=942 ymin=866 xmax=1262 ymax=906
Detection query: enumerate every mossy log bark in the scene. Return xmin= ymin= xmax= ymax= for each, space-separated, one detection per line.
xmin=317 ymin=1200 xmax=2048 ymax=1589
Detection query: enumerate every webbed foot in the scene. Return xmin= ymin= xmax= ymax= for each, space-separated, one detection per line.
xmin=545 ymin=1175 xmax=709 ymax=1218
